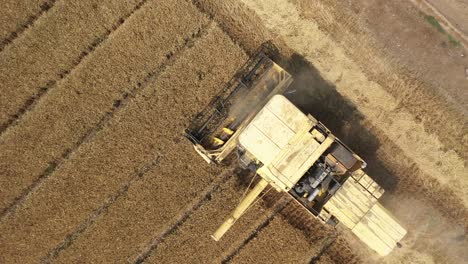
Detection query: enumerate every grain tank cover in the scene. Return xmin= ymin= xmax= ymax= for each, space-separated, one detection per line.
xmin=238 ymin=95 xmax=333 ymax=191
xmin=238 ymin=95 xmax=313 ymax=165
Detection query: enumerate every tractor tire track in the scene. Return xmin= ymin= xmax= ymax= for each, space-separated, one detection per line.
xmin=308 ymin=235 xmax=338 ymax=264
xmin=48 ymin=25 xmax=247 ymax=263
xmin=221 ymin=195 xmax=291 ymax=264
xmin=229 ymin=215 xmax=320 ymax=264
xmin=40 ymin=21 xmax=213 ymax=262
xmin=0 ymin=0 xmax=209 ymax=218
xmin=281 ymin=202 xmax=360 ymax=264
xmin=42 ymin=157 xmax=161 ymax=263
xmin=0 ymin=0 xmax=148 ymax=136
xmin=0 ymin=0 xmax=57 ymax=52
xmin=0 ymin=7 xmax=215 ymax=260
xmin=133 ymin=171 xmax=232 ymax=264
xmin=142 ymin=173 xmax=280 ymax=264
xmin=410 ymin=0 xmax=468 ymax=48
xmin=0 ymin=17 xmax=212 ymax=222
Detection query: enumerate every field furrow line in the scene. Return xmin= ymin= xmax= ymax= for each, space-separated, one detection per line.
xmin=308 ymin=235 xmax=338 ymax=264
xmin=189 ymin=0 xmax=273 ymax=55
xmin=143 ymin=175 xmax=279 ymax=264
xmin=133 ymin=171 xmax=233 ymax=264
xmin=321 ymin=236 xmax=359 ymax=264
xmin=0 ymin=0 xmax=148 ymax=136
xmin=47 ymin=26 xmax=247 ymax=263
xmin=229 ymin=215 xmax=319 ymax=264
xmin=41 ymin=158 xmax=161 ymax=263
xmin=0 ymin=0 xmax=209 ymax=218
xmin=0 ymin=18 xmax=213 ymax=222
xmin=0 ymin=8 xmax=226 ymax=262
xmin=43 ymin=23 xmax=215 ymax=262
xmin=277 ymin=196 xmax=360 ymax=264
xmin=0 ymin=0 xmax=56 ymax=51
xmin=221 ymin=197 xmax=291 ymax=264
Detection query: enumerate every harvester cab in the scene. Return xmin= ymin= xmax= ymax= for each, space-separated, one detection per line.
xmin=185 ymin=44 xmax=406 ymax=257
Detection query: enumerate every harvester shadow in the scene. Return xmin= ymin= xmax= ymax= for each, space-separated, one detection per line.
xmin=274 ymin=51 xmax=400 ymax=262
xmin=231 ymin=50 xmax=399 ymax=193
xmin=278 ymin=52 xmax=399 ymax=193
xmin=231 ymin=49 xmax=401 ymax=211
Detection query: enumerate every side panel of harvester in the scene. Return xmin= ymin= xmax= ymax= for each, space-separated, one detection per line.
xmin=323 ymin=170 xmax=406 ymax=256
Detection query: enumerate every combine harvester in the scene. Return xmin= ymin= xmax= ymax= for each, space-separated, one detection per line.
xmin=186 ymin=44 xmax=406 ymax=256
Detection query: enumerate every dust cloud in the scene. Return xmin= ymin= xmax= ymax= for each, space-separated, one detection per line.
xmin=375 ymin=195 xmax=467 ymax=264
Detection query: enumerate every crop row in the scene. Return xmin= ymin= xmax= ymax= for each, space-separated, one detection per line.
xmin=51 ymin=25 xmax=248 ymax=263
xmin=0 ymin=0 xmax=142 ymax=129
xmin=0 ymin=0 xmax=212 ymax=262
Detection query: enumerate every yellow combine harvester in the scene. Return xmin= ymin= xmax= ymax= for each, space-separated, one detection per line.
xmin=185 ymin=44 xmax=406 ymax=256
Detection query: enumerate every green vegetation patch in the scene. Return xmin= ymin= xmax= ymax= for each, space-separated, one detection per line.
xmin=425 ymin=15 xmax=445 ymax=33
xmin=424 ymin=15 xmax=461 ymax=47
xmin=448 ymin=34 xmax=461 ymax=47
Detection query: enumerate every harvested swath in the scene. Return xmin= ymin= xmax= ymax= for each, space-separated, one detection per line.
xmin=143 ymin=177 xmax=276 ymax=264
xmin=0 ymin=0 xmax=51 ymax=48
xmin=240 ymin=0 xmax=468 ymax=227
xmin=0 ymin=0 xmax=208 ymax=215
xmin=0 ymin=0 xmax=142 ymax=132
xmin=229 ymin=216 xmax=317 ymax=264
xmin=49 ymin=26 xmax=248 ymax=263
xmin=291 ymin=0 xmax=467 ymax=161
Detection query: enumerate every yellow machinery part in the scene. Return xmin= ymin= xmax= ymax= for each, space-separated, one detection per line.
xmin=212 ymin=137 xmax=225 ymax=146
xmin=212 ymin=178 xmax=269 ymax=241
xmin=222 ymin=127 xmax=234 ymax=135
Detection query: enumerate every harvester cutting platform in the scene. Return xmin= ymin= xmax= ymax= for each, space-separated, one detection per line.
xmin=186 ymin=44 xmax=406 ymax=256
